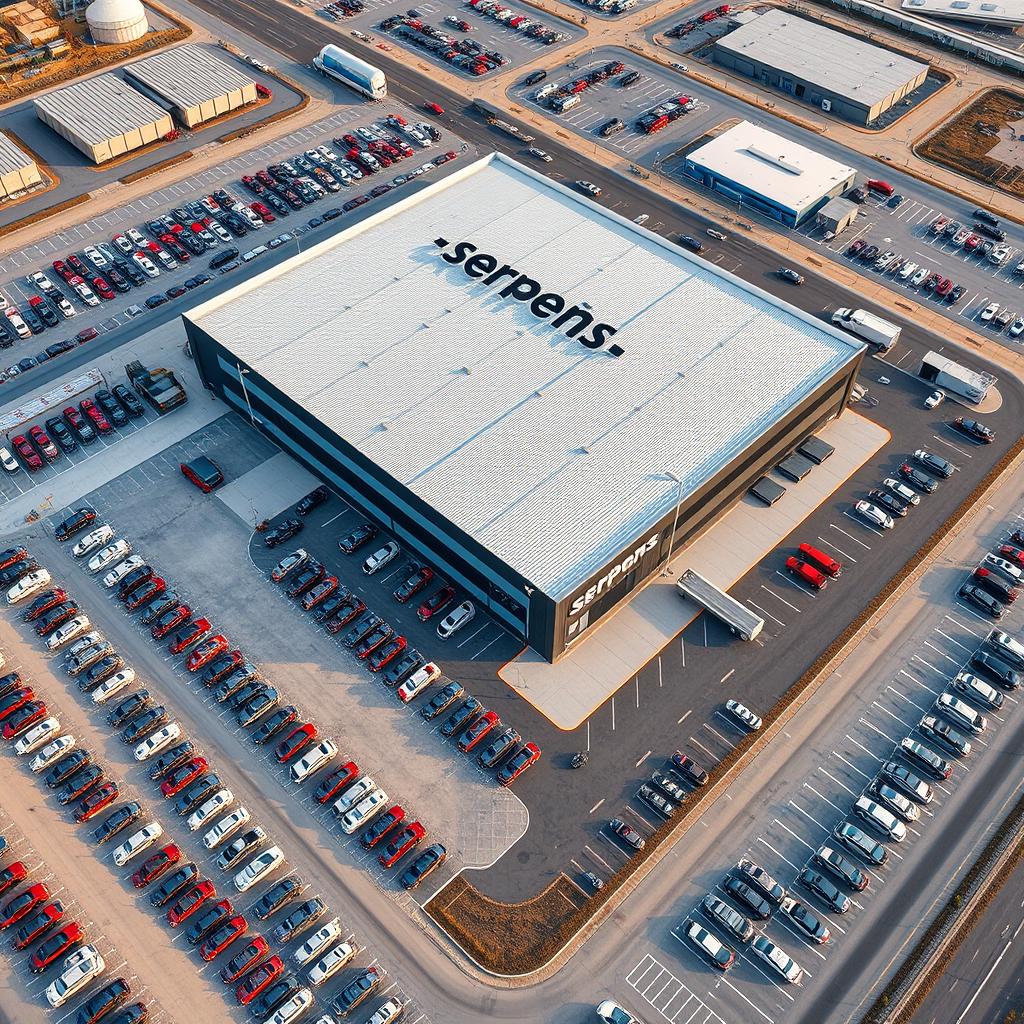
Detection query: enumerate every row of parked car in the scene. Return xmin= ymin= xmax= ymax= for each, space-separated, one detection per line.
xmin=381 ymin=13 xmax=511 ymax=76
xmin=852 ymin=450 xmax=956 ymax=532
xmin=47 ymin=521 xmax=414 ymax=1024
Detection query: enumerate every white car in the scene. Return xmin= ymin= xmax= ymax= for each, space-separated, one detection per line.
xmin=596 ymin=1002 xmax=644 ymax=1024
xmin=332 ymin=776 xmax=377 ymax=816
xmin=83 ymin=245 xmax=108 ymax=268
xmin=73 ymin=525 xmax=114 ymax=557
xmin=290 ymin=740 xmax=337 ymax=784
xmin=126 ymin=227 xmax=146 ymax=247
xmin=340 ymin=159 xmax=364 ymax=179
xmin=576 ymin=180 xmax=601 ymax=197
xmin=132 ymin=252 xmax=160 ymax=278
xmin=317 ymin=144 xmax=338 ymax=162
xmin=897 ymin=261 xmax=918 ymax=281
xmin=1010 ymin=317 xmax=1024 ymax=338
xmin=936 ymin=692 xmax=987 ymax=734
xmin=265 ymin=989 xmax=314 ymax=1024
xmin=750 ymin=937 xmax=803 ymax=984
xmin=910 ymin=266 xmax=930 ymax=286
xmin=7 ymin=569 xmax=52 ymax=604
xmin=951 ymin=671 xmax=1003 ymax=710
xmin=103 ymin=555 xmax=144 ymax=588
xmin=724 ymin=699 xmax=762 ymax=730
xmin=46 ymin=615 xmax=91 ymax=651
xmin=134 ymin=723 xmax=181 ymax=762
xmin=54 ymin=295 xmax=76 ymax=318
xmin=30 ymin=271 xmax=54 ymax=292
xmin=46 ymin=945 xmax=106 ymax=1007
xmin=293 ymin=917 xmax=342 ymax=966
xmin=202 ymin=805 xmax=251 ymax=849
xmin=355 ymin=126 xmax=377 ymax=142
xmin=855 ymin=500 xmax=894 ymax=530
xmin=5 ymin=310 xmax=30 ymax=339
xmin=528 ymin=147 xmax=553 ymax=162
xmin=72 ymin=281 xmax=99 ymax=306
xmin=990 ymin=243 xmax=1012 ymax=265
xmin=398 ymin=662 xmax=441 ymax=703
xmin=308 ymin=940 xmax=358 ymax=986
xmin=362 ymin=542 xmax=399 ymax=575
xmin=233 ymin=845 xmax=285 ymax=892
xmin=113 ymin=233 xmax=134 ymax=254
xmin=187 ymin=789 xmax=234 ymax=832
xmin=88 ymin=539 xmax=132 ymax=573
xmin=980 ymin=301 xmax=1000 ymax=322
xmin=883 ymin=478 xmax=920 ymax=506
xmin=66 ymin=631 xmax=103 ymax=659
xmin=208 ymin=220 xmax=233 ymax=244
xmin=0 ymin=447 xmax=19 ymax=473
xmin=854 ymin=796 xmax=906 ymax=842
xmin=151 ymin=247 xmax=177 ymax=271
xmin=437 ymin=600 xmax=476 ymax=639
xmin=339 ymin=789 xmax=388 ymax=834
xmin=112 ymin=822 xmax=163 ymax=866
xmin=14 ymin=717 xmax=61 ymax=755
xmin=91 ymin=668 xmax=136 ymax=704
xmin=366 ymin=999 xmax=405 ymax=1024
xmin=686 ymin=920 xmax=734 ymax=970
xmin=30 ymin=734 xmax=75 ymax=772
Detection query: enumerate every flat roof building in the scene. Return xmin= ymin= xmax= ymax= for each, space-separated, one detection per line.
xmin=713 ymin=9 xmax=929 ymax=125
xmin=33 ymin=73 xmax=173 ymax=164
xmin=0 ymin=131 xmax=41 ymax=199
xmin=124 ymin=44 xmax=258 ymax=128
xmin=685 ymin=121 xmax=857 ymax=226
xmin=184 ymin=153 xmax=864 ymax=662
xmin=901 ymin=0 xmax=1024 ymax=24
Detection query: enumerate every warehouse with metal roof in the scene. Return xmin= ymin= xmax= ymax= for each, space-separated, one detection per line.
xmin=124 ymin=44 xmax=258 ymax=128
xmin=184 ymin=153 xmax=865 ymax=662
xmin=713 ymin=9 xmax=929 ymax=125
xmin=32 ymin=73 xmax=174 ymax=164
xmin=0 ymin=131 xmax=41 ymax=199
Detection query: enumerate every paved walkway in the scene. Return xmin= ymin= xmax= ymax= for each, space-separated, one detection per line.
xmin=499 ymin=410 xmax=890 ymax=729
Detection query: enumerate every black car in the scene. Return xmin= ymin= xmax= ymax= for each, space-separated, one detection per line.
xmin=312 ymin=593 xmax=351 ymax=623
xmin=867 ymin=489 xmax=907 ymax=518
xmin=172 ymin=774 xmax=221 ymax=816
xmin=227 ymin=681 xmax=268 ymax=712
xmin=264 ymin=519 xmax=303 ymax=549
xmin=0 ymin=560 xmax=39 ymax=586
xmin=213 ymin=664 xmax=260 ymax=703
xmin=120 ymin=706 xmax=168 ymax=745
xmin=524 ymin=69 xmax=547 ymax=85
xmin=677 ymin=234 xmax=705 ymax=254
xmin=251 ymin=976 xmax=302 ymax=1019
xmin=898 ymin=464 xmax=937 ymax=493
xmin=420 ymin=682 xmax=465 ymax=720
xmin=185 ymin=903 xmax=233 ymax=945
xmin=201 ymin=652 xmax=243 ymax=687
xmin=382 ymin=651 xmax=423 ymax=687
xmin=147 ymin=741 xmax=196 ymax=781
xmin=0 ymin=672 xmax=23 ymax=698
xmin=55 ymin=507 xmax=95 ymax=541
xmin=74 ymin=978 xmax=131 ymax=1024
xmin=107 ymin=690 xmax=152 ymax=729
xmin=269 ymin=896 xmax=326 ymax=943
xmin=37 ymin=603 xmax=79 ymax=636
xmin=140 ymin=593 xmax=179 ymax=625
xmin=57 ymin=765 xmax=104 ymax=805
xmin=959 ymin=583 xmax=1004 ymax=618
xmin=971 ymin=650 xmax=1021 ymax=689
xmin=399 ymin=843 xmax=446 ymax=890
xmin=782 ymin=898 xmax=830 ymax=943
xmin=78 ymin=655 xmax=125 ymax=692
xmin=338 ymin=523 xmax=377 ymax=553
xmin=252 ymin=876 xmax=305 ymax=920
xmin=477 ymin=728 xmax=520 ymax=769
xmin=973 ymin=570 xmax=1017 ymax=604
xmin=812 ymin=847 xmax=867 ymax=890
xmin=118 ymin=565 xmax=154 ymax=599
xmin=439 ymin=697 xmax=482 ymax=738
xmin=669 ymin=752 xmax=708 ymax=787
xmin=45 ymin=418 xmax=77 ymax=454
xmin=113 ymin=385 xmax=144 ymax=418
xmin=214 ymin=827 xmax=266 ymax=872
xmin=149 ymin=863 xmax=199 ymax=907
xmin=798 ymin=868 xmax=850 ymax=914
xmin=106 ymin=1003 xmax=147 ymax=1024
xmin=92 ymin=802 xmax=142 ymax=844
xmin=145 ymin=294 xmax=168 ymax=310
xmin=915 ymin=450 xmax=955 ymax=479
xmin=331 ymin=967 xmax=380 ymax=1016
xmin=251 ymin=705 xmax=298 ymax=744
xmin=723 ymin=877 xmax=772 ymax=920
xmin=295 ymin=485 xmax=329 ymax=516
xmin=236 ymin=688 xmax=278 ymax=726
xmin=45 ymin=749 xmax=92 ymax=788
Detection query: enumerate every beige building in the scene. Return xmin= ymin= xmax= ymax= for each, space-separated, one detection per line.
xmin=2 ymin=1 xmax=60 ymax=45
xmin=0 ymin=132 xmax=41 ymax=200
xmin=33 ymin=74 xmax=174 ymax=164
xmin=124 ymin=44 xmax=258 ymax=128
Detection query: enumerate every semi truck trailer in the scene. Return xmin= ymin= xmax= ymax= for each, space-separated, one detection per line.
xmin=830 ymin=308 xmax=901 ymax=351
xmin=920 ymin=350 xmax=996 ymax=404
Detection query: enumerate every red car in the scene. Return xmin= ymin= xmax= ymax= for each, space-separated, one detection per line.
xmin=236 ymin=954 xmax=284 ymax=1005
xmin=220 ymin=936 xmax=270 ymax=983
xmin=784 ymin=556 xmax=828 ymax=591
xmin=3 ymin=702 xmax=48 ymax=739
xmin=394 ymin=567 xmax=433 ymax=603
xmin=0 ymin=883 xmax=50 ymax=928
xmin=52 ymin=259 xmax=74 ymax=282
xmin=152 ymin=604 xmax=191 ymax=640
xmin=12 ymin=902 xmax=64 ymax=949
xmin=200 ymin=915 xmax=247 ymax=961
xmin=125 ymin=577 xmax=166 ymax=610
xmin=11 ymin=435 xmax=42 ymax=471
xmin=359 ymin=806 xmax=404 ymax=849
xmin=368 ymin=635 xmax=407 ymax=672
xmin=458 ymin=711 xmax=499 ymax=753
xmin=28 ymin=425 xmax=59 ymax=462
xmin=169 ymin=617 xmax=211 ymax=655
xmin=76 ymin=327 xmax=98 ymax=344
xmin=355 ymin=626 xmax=393 ymax=659
xmin=0 ymin=687 xmax=35 ymax=721
xmin=424 ymin=101 xmax=444 ymax=115
xmin=80 ymin=398 xmax=112 ymax=435
xmin=326 ymin=598 xmax=365 ymax=633
xmin=497 ymin=742 xmax=541 ymax=786
xmin=168 ymin=880 xmax=216 ymax=928
xmin=865 ymin=178 xmax=894 ymax=197
xmin=92 ymin=277 xmax=114 ymax=300
xmin=251 ymin=202 xmax=275 ymax=223
xmin=378 ymin=822 xmax=425 ymax=869
xmin=998 ymin=545 xmax=1024 ymax=567
xmin=131 ymin=844 xmax=181 ymax=888
xmin=29 ymin=921 xmax=83 ymax=973
xmin=0 ymin=862 xmax=27 ymax=897
xmin=417 ymin=585 xmax=455 ymax=621
xmin=275 ymin=723 xmax=316 ymax=763
xmin=300 ymin=577 xmax=338 ymax=611
xmin=313 ymin=761 xmax=359 ymax=804
xmin=187 ymin=635 xmax=230 ymax=672
xmin=24 ymin=589 xmax=67 ymax=621
xmin=161 ymin=756 xmax=209 ymax=797
xmin=74 ymin=782 xmax=119 ymax=822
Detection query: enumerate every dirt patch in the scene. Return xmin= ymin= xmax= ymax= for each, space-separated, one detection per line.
xmin=918 ymin=88 xmax=1024 ymax=199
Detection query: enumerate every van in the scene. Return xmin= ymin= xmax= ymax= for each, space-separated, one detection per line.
xmin=785 ymin=556 xmax=828 ymax=590
xmin=935 ymin=693 xmax=987 ymax=734
xmin=986 ymin=629 xmax=1024 ymax=668
xmin=950 ymin=671 xmax=1003 ymax=710
xmin=209 ymin=248 xmax=240 ymax=270
xmin=981 ymin=554 xmax=1022 ymax=584
xmin=290 ymin=740 xmax=338 ymax=784
xmin=853 ymin=797 xmax=906 ymax=842
xmin=798 ymin=543 xmax=842 ymax=578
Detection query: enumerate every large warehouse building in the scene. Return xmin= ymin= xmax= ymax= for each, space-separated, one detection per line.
xmin=124 ymin=44 xmax=258 ymax=128
xmin=685 ymin=121 xmax=856 ymax=226
xmin=184 ymin=154 xmax=865 ymax=663
xmin=33 ymin=73 xmax=173 ymax=163
xmin=713 ymin=10 xmax=929 ymax=125
xmin=0 ymin=131 xmax=41 ymax=199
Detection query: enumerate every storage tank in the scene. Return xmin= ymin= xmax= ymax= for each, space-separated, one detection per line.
xmin=86 ymin=0 xmax=148 ymax=44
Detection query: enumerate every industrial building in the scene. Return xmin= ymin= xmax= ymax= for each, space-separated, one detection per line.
xmin=902 ymin=0 xmax=1023 ymax=24
xmin=713 ymin=9 xmax=929 ymax=125
xmin=85 ymin=0 xmax=148 ymax=44
xmin=0 ymin=132 xmax=41 ymax=199
xmin=685 ymin=121 xmax=857 ymax=226
xmin=124 ymin=44 xmax=258 ymax=129
xmin=2 ymin=1 xmax=59 ymax=45
xmin=33 ymin=74 xmax=173 ymax=164
xmin=184 ymin=154 xmax=865 ymax=663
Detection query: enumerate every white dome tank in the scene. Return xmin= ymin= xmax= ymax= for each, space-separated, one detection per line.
xmin=86 ymin=0 xmax=148 ymax=44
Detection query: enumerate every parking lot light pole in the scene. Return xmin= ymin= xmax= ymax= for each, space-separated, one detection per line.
xmin=523 ymin=585 xmax=534 ymax=643
xmin=237 ymin=364 xmax=257 ymax=427
xmin=662 ymin=470 xmax=685 ymax=576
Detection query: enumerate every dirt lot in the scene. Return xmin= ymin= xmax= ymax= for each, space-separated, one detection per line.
xmin=918 ymin=87 xmax=1024 ymax=199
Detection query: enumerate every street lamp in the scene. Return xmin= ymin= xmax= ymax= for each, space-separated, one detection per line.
xmin=661 ymin=470 xmax=685 ymax=575
xmin=237 ymin=363 xmax=257 ymax=427
xmin=523 ymin=585 xmax=534 ymax=643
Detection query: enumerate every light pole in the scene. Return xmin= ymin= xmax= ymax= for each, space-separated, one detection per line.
xmin=523 ymin=585 xmax=534 ymax=644
xmin=237 ymin=363 xmax=257 ymax=427
xmin=661 ymin=470 xmax=685 ymax=576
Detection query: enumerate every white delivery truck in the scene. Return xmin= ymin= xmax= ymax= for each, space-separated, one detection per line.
xmin=920 ymin=350 xmax=996 ymax=404
xmin=830 ymin=308 xmax=901 ymax=352
xmin=314 ymin=44 xmax=386 ymax=100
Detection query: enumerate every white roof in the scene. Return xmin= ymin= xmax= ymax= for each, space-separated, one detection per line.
xmin=715 ymin=10 xmax=929 ymax=109
xmin=0 ymin=131 xmax=35 ymax=176
xmin=86 ymin=0 xmax=146 ymax=28
xmin=686 ymin=121 xmax=856 ymax=215
xmin=125 ymin=44 xmax=255 ymax=109
xmin=901 ymin=0 xmax=1024 ymax=23
xmin=188 ymin=154 xmax=862 ymax=599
